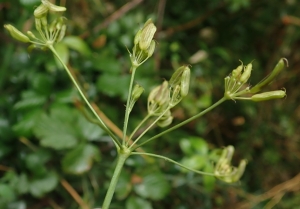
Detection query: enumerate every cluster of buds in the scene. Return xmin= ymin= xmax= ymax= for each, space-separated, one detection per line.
xmin=147 ymin=66 xmax=190 ymax=127
xmin=129 ymin=19 xmax=157 ymax=67
xmin=214 ymin=146 xmax=247 ymax=183
xmin=4 ymin=0 xmax=67 ymax=49
xmin=224 ymin=58 xmax=287 ymax=102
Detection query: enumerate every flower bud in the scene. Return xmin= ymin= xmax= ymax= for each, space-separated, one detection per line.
xmin=214 ymin=146 xmax=246 ymax=183
xmin=251 ymin=90 xmax=286 ymax=102
xmin=148 ymin=81 xmax=170 ymax=115
xmin=180 ymin=67 xmax=190 ymax=97
xmin=34 ymin=4 xmax=48 ymax=18
xmin=27 ymin=31 xmax=37 ymax=39
xmin=250 ymin=58 xmax=288 ymax=94
xmin=169 ymin=66 xmax=187 ymax=89
xmin=231 ymin=61 xmax=243 ymax=79
xmin=4 ymin=24 xmax=30 ymax=43
xmin=42 ymin=0 xmax=66 ymax=12
xmin=239 ymin=62 xmax=253 ymax=83
xmin=131 ymin=84 xmax=144 ymax=101
xmin=57 ymin=25 xmax=67 ymax=42
xmin=139 ymin=19 xmax=156 ymax=51
xmin=134 ymin=29 xmax=141 ymax=46
xmin=35 ymin=18 xmax=42 ymax=31
xmin=169 ymin=85 xmax=182 ymax=107
xmin=147 ymin=40 xmax=156 ymax=58
xmin=157 ymin=113 xmax=173 ymax=127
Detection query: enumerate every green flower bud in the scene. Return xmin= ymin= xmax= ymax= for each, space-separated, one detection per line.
xmin=35 ymin=18 xmax=42 ymax=31
xmin=27 ymin=31 xmax=37 ymax=39
xmin=170 ymin=85 xmax=182 ymax=107
xmin=147 ymin=40 xmax=156 ymax=58
xmin=134 ymin=29 xmax=141 ymax=46
xmin=169 ymin=66 xmax=190 ymax=89
xmin=251 ymin=90 xmax=286 ymax=102
xmin=34 ymin=4 xmax=48 ymax=18
xmin=41 ymin=0 xmax=66 ymax=12
xmin=214 ymin=146 xmax=247 ymax=183
xmin=250 ymin=58 xmax=288 ymax=94
xmin=4 ymin=24 xmax=30 ymax=43
xmin=239 ymin=62 xmax=253 ymax=83
xmin=139 ymin=19 xmax=156 ymax=51
xmin=157 ymin=113 xmax=173 ymax=127
xmin=231 ymin=60 xmax=243 ymax=78
xmin=131 ymin=84 xmax=144 ymax=101
xmin=180 ymin=66 xmax=190 ymax=97
xmin=57 ymin=25 xmax=67 ymax=42
xmin=148 ymin=81 xmax=170 ymax=115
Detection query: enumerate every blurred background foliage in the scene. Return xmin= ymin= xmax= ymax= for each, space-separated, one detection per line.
xmin=1 ymin=0 xmax=300 ymax=208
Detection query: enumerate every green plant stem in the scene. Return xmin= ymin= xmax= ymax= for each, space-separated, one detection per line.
xmin=122 ymin=66 xmax=137 ymax=145
xmin=102 ymin=150 xmax=130 ymax=209
xmin=49 ymin=45 xmax=121 ymax=148
xmin=131 ymin=152 xmax=217 ymax=176
xmin=133 ymin=97 xmax=227 ymax=150
xmin=129 ymin=107 xmax=170 ymax=149
xmin=127 ymin=113 xmax=152 ymax=145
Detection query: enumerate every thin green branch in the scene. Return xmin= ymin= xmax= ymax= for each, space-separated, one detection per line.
xmin=131 ymin=152 xmax=217 ymax=176
xmin=126 ymin=113 xmax=152 ymax=146
xmin=133 ymin=97 xmax=227 ymax=150
xmin=49 ymin=45 xmax=122 ymax=148
xmin=122 ymin=66 xmax=137 ymax=145
xmin=129 ymin=107 xmax=170 ymax=149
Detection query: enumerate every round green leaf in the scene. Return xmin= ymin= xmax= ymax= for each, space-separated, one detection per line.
xmin=62 ymin=144 xmax=101 ymax=174
xmin=134 ymin=172 xmax=170 ymax=201
xmin=29 ymin=172 xmax=58 ymax=198
xmin=126 ymin=196 xmax=152 ymax=209
xmin=62 ymin=36 xmax=91 ymax=57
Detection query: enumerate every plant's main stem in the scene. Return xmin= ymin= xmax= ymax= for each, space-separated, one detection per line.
xmin=49 ymin=45 xmax=121 ymax=148
xmin=102 ymin=150 xmax=130 ymax=209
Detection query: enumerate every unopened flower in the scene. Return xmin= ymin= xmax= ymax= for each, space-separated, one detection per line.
xmin=4 ymin=24 xmax=30 ymax=43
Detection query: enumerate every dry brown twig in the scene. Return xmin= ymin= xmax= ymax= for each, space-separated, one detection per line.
xmin=235 ymin=172 xmax=300 ymax=209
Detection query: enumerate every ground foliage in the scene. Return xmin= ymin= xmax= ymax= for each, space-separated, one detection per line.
xmin=1 ymin=0 xmax=300 ymax=208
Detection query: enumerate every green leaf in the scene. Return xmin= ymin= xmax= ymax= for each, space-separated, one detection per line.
xmin=62 ymin=36 xmax=91 ymax=57
xmin=180 ymin=155 xmax=207 ymax=172
xmin=54 ymin=42 xmax=69 ymax=68
xmin=29 ymin=172 xmax=58 ymax=197
xmin=203 ymin=163 xmax=216 ymax=192
xmin=14 ymin=91 xmax=46 ymax=110
xmin=25 ymin=149 xmax=51 ymax=175
xmin=16 ymin=173 xmax=29 ymax=195
xmin=96 ymin=74 xmax=130 ymax=100
xmin=126 ymin=196 xmax=152 ymax=209
xmin=13 ymin=110 xmax=43 ymax=137
xmin=33 ymin=107 xmax=79 ymax=150
xmin=179 ymin=137 xmax=208 ymax=155
xmin=0 ymin=184 xmax=16 ymax=203
xmin=77 ymin=115 xmax=103 ymax=141
xmin=115 ymin=171 xmax=132 ymax=200
xmin=62 ymin=143 xmax=100 ymax=174
xmin=134 ymin=172 xmax=170 ymax=200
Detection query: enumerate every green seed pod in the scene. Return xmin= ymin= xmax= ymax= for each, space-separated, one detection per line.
xmin=251 ymin=90 xmax=286 ymax=102
xmin=131 ymin=84 xmax=144 ymax=101
xmin=147 ymin=40 xmax=156 ymax=58
xmin=134 ymin=29 xmax=141 ymax=46
xmin=169 ymin=85 xmax=182 ymax=107
xmin=40 ymin=16 xmax=48 ymax=28
xmin=57 ymin=25 xmax=67 ymax=42
xmin=231 ymin=60 xmax=243 ymax=78
xmin=4 ymin=24 xmax=30 ymax=43
xmin=157 ymin=115 xmax=173 ymax=127
xmin=239 ymin=63 xmax=253 ymax=83
xmin=169 ymin=66 xmax=186 ymax=89
xmin=148 ymin=81 xmax=170 ymax=115
xmin=180 ymin=67 xmax=190 ymax=97
xmin=27 ymin=31 xmax=36 ymax=39
xmin=42 ymin=0 xmax=66 ymax=12
xmin=250 ymin=58 xmax=288 ymax=94
xmin=34 ymin=4 xmax=48 ymax=18
xmin=35 ymin=18 xmax=42 ymax=31
xmin=139 ymin=20 xmax=156 ymax=51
